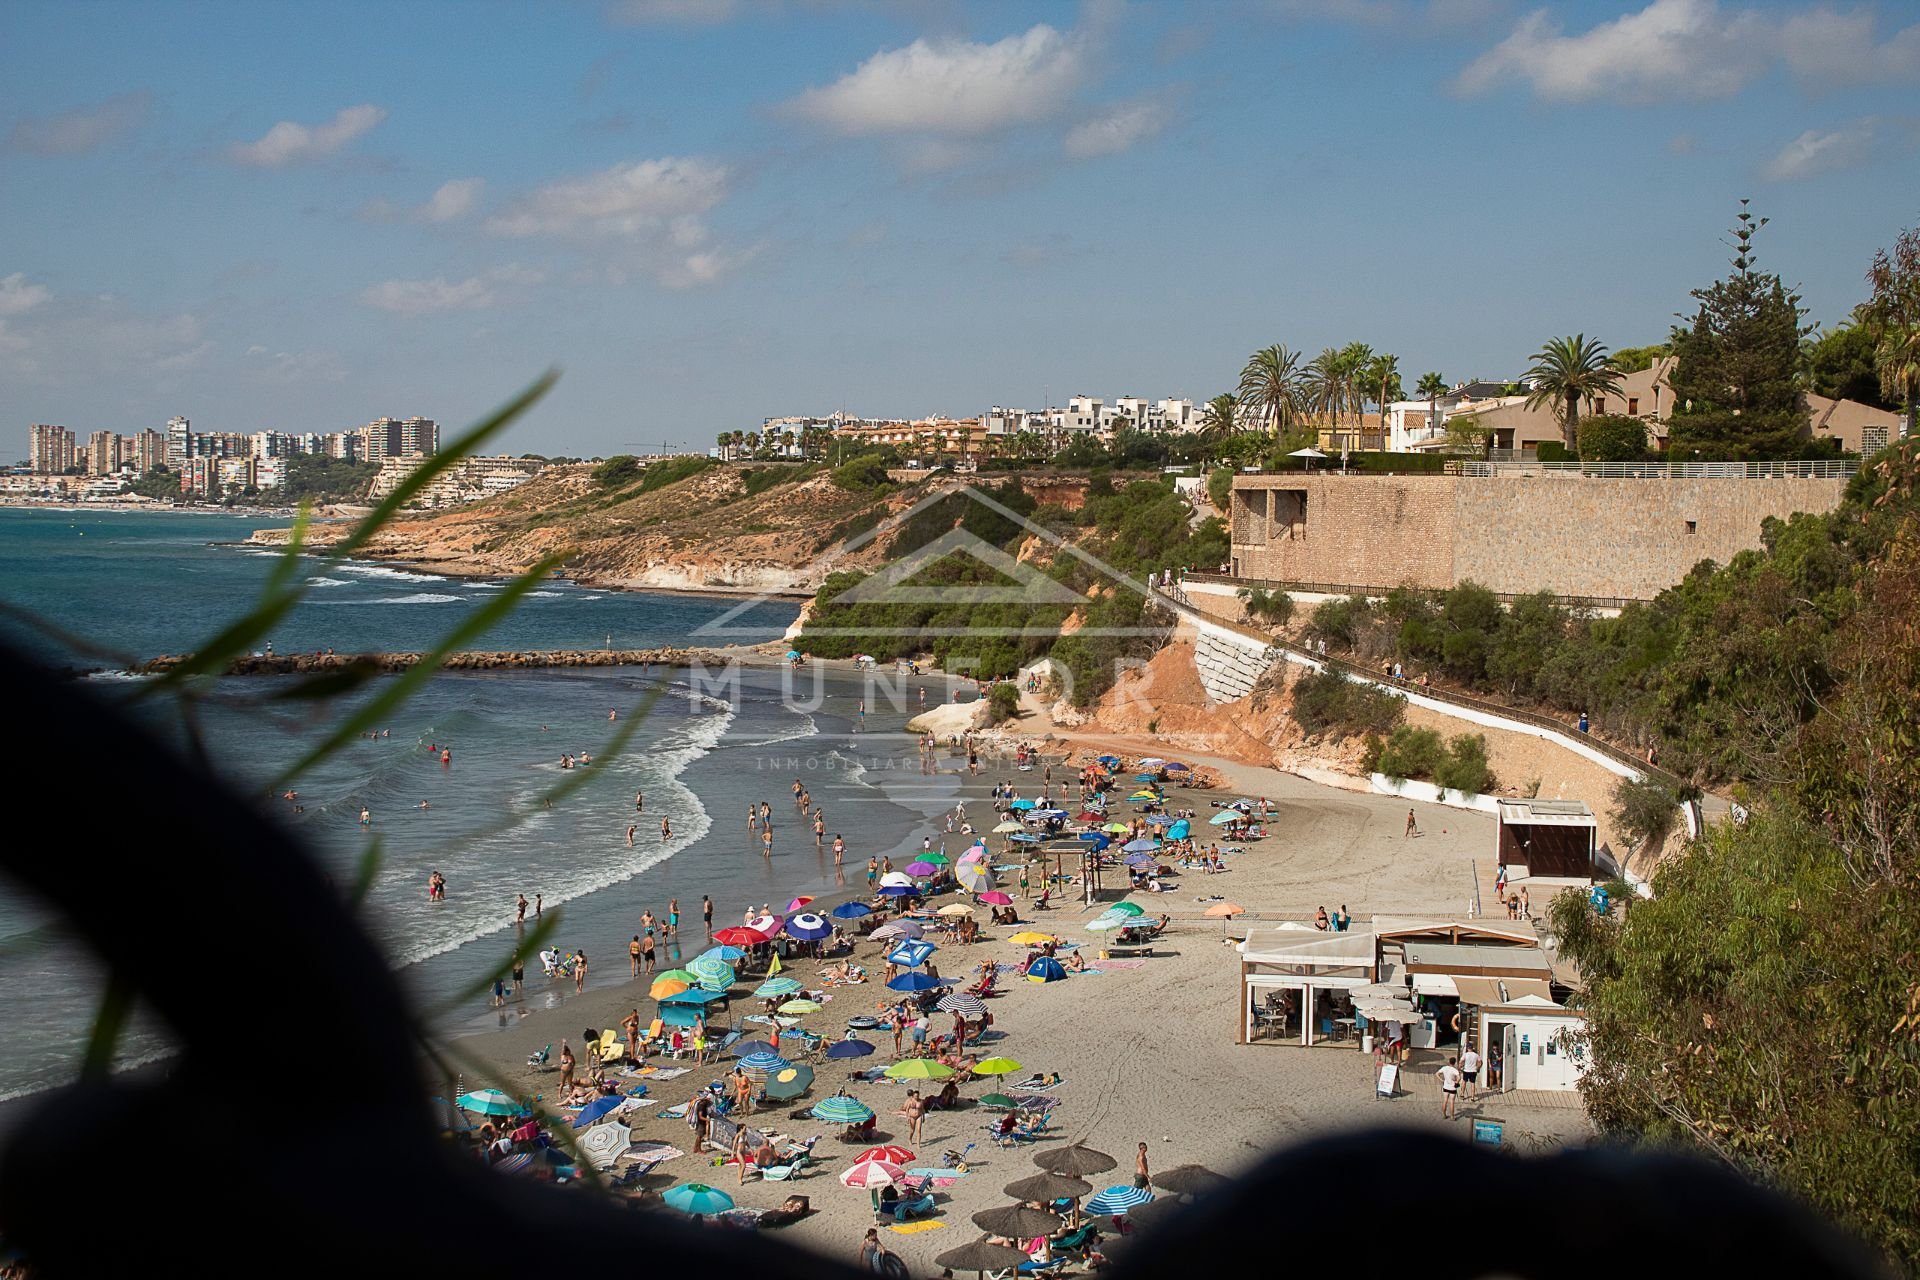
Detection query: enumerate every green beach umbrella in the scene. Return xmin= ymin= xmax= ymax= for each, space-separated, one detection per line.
xmin=919 ymin=852 xmax=952 ymax=865
xmin=972 ymin=1057 xmax=1023 ymax=1077
xmin=688 ymin=956 xmax=736 ymax=991
xmin=886 ymin=1058 xmax=957 ymax=1081
xmin=979 ymin=1093 xmax=1019 ymax=1110
xmin=1103 ymin=822 xmax=1131 ymax=834
xmin=1085 ymin=915 xmax=1130 ymax=932
xmin=1105 ymin=902 xmax=1146 ymax=917
xmin=655 ymin=968 xmax=698 ymax=985
xmin=778 ymin=999 xmax=823 ymax=1014
xmin=754 ymin=977 xmax=803 ymax=998
xmin=812 ymin=1095 xmax=875 ymax=1125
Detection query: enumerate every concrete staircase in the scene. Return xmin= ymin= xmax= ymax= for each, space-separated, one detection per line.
xmin=1192 ymin=629 xmax=1278 ymax=704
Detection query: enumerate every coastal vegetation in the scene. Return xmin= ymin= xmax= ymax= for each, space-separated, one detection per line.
xmin=1523 ymin=334 xmax=1624 ymax=451
xmin=1285 ymin=668 xmax=1404 ymax=740
xmin=282 ymin=454 xmax=381 ymax=504
xmin=1366 ymin=726 xmax=1494 ymax=796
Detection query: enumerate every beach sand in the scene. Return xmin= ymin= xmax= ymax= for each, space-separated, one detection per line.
xmin=455 ymin=746 xmax=1589 ymax=1266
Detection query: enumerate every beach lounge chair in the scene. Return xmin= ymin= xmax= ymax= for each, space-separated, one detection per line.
xmin=1052 ymin=1223 xmax=1100 ymax=1256
xmin=1016 ymin=1257 xmax=1066 ymax=1277
xmin=885 ymin=1193 xmax=937 ymax=1223
xmin=600 ymin=1037 xmax=627 ymax=1065
xmin=762 ymin=1136 xmax=819 ymax=1181
xmin=526 ymin=1044 xmax=552 ymax=1068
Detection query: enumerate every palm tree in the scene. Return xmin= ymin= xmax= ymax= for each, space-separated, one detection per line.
xmin=1413 ymin=371 xmax=1447 ymax=446
xmin=1523 ymin=335 xmax=1625 ymax=450
xmin=1237 ymin=345 xmax=1305 ymax=442
xmin=1306 ymin=348 xmax=1344 ymax=429
xmin=1199 ymin=393 xmax=1241 ymax=441
xmin=1367 ymin=353 xmax=1402 ymax=444
xmin=715 ymin=432 xmax=732 ymax=460
xmin=1338 ymin=342 xmax=1374 ymax=424
xmin=1867 ymin=224 xmax=1920 ymax=442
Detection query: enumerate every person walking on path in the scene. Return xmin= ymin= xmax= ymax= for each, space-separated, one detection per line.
xmin=1438 ymin=1056 xmax=1463 ymax=1120
xmin=1460 ymin=1045 xmax=1482 ymax=1100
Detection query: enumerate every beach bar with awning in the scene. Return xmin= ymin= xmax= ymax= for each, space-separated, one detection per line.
xmin=1237 ymin=927 xmax=1381 ymax=1046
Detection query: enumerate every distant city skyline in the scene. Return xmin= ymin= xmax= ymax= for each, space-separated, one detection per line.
xmin=3 ymin=0 xmax=1917 ymax=455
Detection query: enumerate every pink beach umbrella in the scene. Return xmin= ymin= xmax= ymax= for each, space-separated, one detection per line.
xmin=787 ymin=896 xmax=815 ymax=914
xmin=978 ymin=891 xmax=1013 ymax=906
xmin=744 ymin=914 xmax=780 ymax=936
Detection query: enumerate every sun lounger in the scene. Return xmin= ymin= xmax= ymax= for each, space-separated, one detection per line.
xmin=883 ymin=1193 xmax=937 ymax=1223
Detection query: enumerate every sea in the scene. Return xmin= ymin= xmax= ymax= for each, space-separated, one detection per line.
xmin=0 ymin=507 xmax=981 ymax=1103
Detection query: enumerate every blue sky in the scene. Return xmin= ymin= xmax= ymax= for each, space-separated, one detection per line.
xmin=3 ymin=0 xmax=1916 ymax=455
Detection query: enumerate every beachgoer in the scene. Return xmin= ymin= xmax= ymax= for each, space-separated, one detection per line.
xmin=629 ymin=936 xmax=643 ymax=976
xmin=534 ymin=893 xmax=542 ymax=917
xmin=1314 ymin=905 xmax=1330 ymax=931
xmin=668 ymin=899 xmax=680 ymax=935
xmin=516 ymin=894 xmax=528 ymax=924
xmin=1461 ymin=1045 xmax=1482 ymax=1099
xmin=833 ymin=835 xmax=846 ymax=864
xmin=558 ymin=1040 xmax=575 ymax=1093
xmin=641 ymin=931 xmax=656 ymax=974
xmin=574 ymin=950 xmax=588 ymax=993
xmin=1405 ymin=809 xmax=1419 ymax=838
xmin=360 ymin=807 xmax=372 ymax=826
xmin=626 ymin=824 xmax=636 ymax=847
xmin=1438 ymin=1056 xmax=1462 ymax=1119
xmin=1135 ymin=1142 xmax=1150 ymax=1189
xmin=661 ymin=816 xmax=672 ymax=841
xmin=702 ymin=895 xmax=713 ymax=931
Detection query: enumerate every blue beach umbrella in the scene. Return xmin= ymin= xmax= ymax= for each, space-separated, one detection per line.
xmin=1076 ymin=832 xmax=1110 ymax=846
xmin=739 ymin=1051 xmax=792 ymax=1079
xmin=701 ymin=944 xmax=748 ymax=963
xmin=455 ymin=1089 xmax=523 ymax=1117
xmin=573 ymin=1096 xmax=625 ymax=1128
xmin=1008 ymin=798 xmax=1036 ymax=811
xmin=785 ymin=912 xmax=833 ymax=941
xmin=1168 ymin=820 xmax=1191 ymax=840
xmin=825 ymin=1037 xmax=877 ymax=1059
xmin=812 ymin=1094 xmax=875 ymax=1125
xmin=887 ymin=939 xmax=936 ymax=968
xmin=1122 ymin=838 xmax=1159 ymax=853
xmin=1087 ymin=1185 xmax=1156 ymax=1215
xmin=754 ymin=977 xmax=803 ymax=998
xmin=1145 ymin=814 xmax=1175 ymax=825
xmin=879 ymin=884 xmax=916 ymax=897
xmin=1134 ymin=773 xmax=1159 ymax=782
xmin=662 ymin=1182 xmax=736 ymax=1216
xmin=1096 ymin=755 xmax=1122 ymax=766
xmin=731 ymin=1039 xmax=779 ymax=1058
xmin=1123 ymin=853 xmax=1157 ymax=869
xmin=830 ymin=902 xmax=872 ymax=920
xmin=688 ymin=956 xmax=737 ymax=990
xmin=888 ymin=972 xmax=944 ymax=992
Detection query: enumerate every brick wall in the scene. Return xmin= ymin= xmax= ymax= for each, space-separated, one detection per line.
xmin=1229 ymin=472 xmax=1848 ymax=601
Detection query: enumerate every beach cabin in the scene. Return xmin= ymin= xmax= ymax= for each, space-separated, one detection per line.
xmin=1495 ymin=799 xmax=1599 ymax=889
xmin=1470 ymin=991 xmax=1588 ymax=1092
xmin=1237 ymin=927 xmax=1381 ymax=1046
xmin=1366 ymin=918 xmax=1549 ymax=1051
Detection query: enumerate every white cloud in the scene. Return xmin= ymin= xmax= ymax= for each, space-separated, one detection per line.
xmin=360 ymin=177 xmax=485 ymax=225
xmin=487 ymin=262 xmax=548 ymax=286
xmin=1064 ymin=97 xmax=1170 ymax=158
xmin=228 ymin=104 xmax=386 ymax=167
xmin=1270 ymin=0 xmax=1503 ymax=27
xmin=244 ymin=345 xmax=347 ymax=383
xmin=9 ymin=91 xmax=152 ymax=155
xmin=1458 ymin=1 xmax=1920 ymax=103
xmin=787 ymin=25 xmax=1084 ymax=136
xmin=1762 ymin=118 xmax=1877 ymax=181
xmin=359 ymin=276 xmax=494 ymax=316
xmin=0 ymin=273 xmax=51 ymax=318
xmin=487 ymin=157 xmax=729 ymax=237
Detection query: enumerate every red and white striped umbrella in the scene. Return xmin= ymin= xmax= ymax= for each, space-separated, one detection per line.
xmin=839 ymin=1158 xmax=908 ymax=1189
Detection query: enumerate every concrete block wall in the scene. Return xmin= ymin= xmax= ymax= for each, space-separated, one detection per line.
xmin=1193 ymin=629 xmax=1276 ymax=703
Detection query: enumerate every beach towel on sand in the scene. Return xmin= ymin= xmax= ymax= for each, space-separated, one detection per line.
xmin=889 ymin=1221 xmax=947 ymax=1236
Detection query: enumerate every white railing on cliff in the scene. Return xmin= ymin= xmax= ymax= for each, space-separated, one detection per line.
xmin=1449 ymin=459 xmax=1858 ymax=480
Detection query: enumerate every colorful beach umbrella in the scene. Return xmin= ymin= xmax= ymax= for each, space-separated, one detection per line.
xmin=1122 ymin=838 xmax=1159 ymax=853
xmin=572 ymin=1096 xmax=625 ymax=1128
xmin=936 ymin=992 xmax=987 ymax=1017
xmin=886 ymin=1058 xmax=957 ymax=1080
xmin=1106 ymin=901 xmax=1146 ymax=917
xmin=700 ymin=944 xmax=748 ymax=963
xmin=937 ymin=903 xmax=974 ymax=917
xmin=957 ymin=866 xmax=993 ymax=893
xmin=919 ymin=852 xmax=952 ymax=865
xmin=905 ymin=861 xmax=940 ymax=878
xmin=740 ymin=1051 xmax=793 ymax=1077
xmin=1203 ymin=902 xmax=1245 ymax=919
xmin=1087 ymin=1185 xmax=1156 ymax=1216
xmin=1085 ymin=915 xmax=1130 ymax=932
xmin=825 ymin=1038 xmax=876 ymax=1059
xmin=972 ymin=1057 xmax=1023 ymax=1077
xmin=857 ymin=1144 xmax=916 ymax=1166
xmin=731 ymin=1039 xmax=779 ymax=1058
xmin=455 ymin=1089 xmax=522 ymax=1117
xmin=887 ymin=939 xmax=936 ymax=968
xmin=978 ymin=1093 xmax=1019 ymax=1110
xmin=1008 ymin=799 xmax=1036 ymax=811
xmin=1207 ymin=811 xmax=1243 ymax=826
xmin=830 ymin=902 xmax=872 ymax=920
xmin=711 ymin=926 xmax=767 ymax=947
xmin=660 ymin=987 xmax=728 ymax=1005
xmin=1167 ymin=819 xmax=1191 ymax=840
xmin=1008 ymin=931 xmax=1057 ymax=946
xmin=649 ymin=977 xmax=691 ymax=999
xmin=977 ymin=890 xmax=1013 ymax=905
xmin=992 ymin=821 xmax=1024 ymax=834
xmin=879 ymin=872 xmax=915 ymax=889
xmin=812 ymin=1095 xmax=875 ymax=1125
xmin=879 ymin=884 xmax=916 ymax=897
xmin=744 ymin=914 xmax=780 ymax=936
xmin=754 ymin=976 xmax=803 ymax=998
xmin=872 ymin=921 xmax=923 ymax=940
xmin=840 ymin=1158 xmax=908 ymax=1189
xmin=763 ymin=1064 xmax=816 ymax=1100
xmin=655 ymin=968 xmax=698 ymax=985
xmin=1103 ymin=822 xmax=1132 ymax=834
xmin=687 ymin=956 xmax=736 ymax=990
xmin=662 ymin=1182 xmax=735 ymax=1216
xmin=778 ymin=999 xmax=823 ymax=1014
xmin=784 ymin=912 xmax=832 ymax=941
xmin=786 ymin=896 xmax=815 ymax=913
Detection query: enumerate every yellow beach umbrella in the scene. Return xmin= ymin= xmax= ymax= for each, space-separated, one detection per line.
xmin=1008 ymin=931 xmax=1057 ymax=946
xmin=937 ymin=903 xmax=975 ymax=917
xmin=778 ymin=999 xmax=823 ymax=1015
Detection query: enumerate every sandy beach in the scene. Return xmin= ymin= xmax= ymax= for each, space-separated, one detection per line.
xmin=455 ymin=741 xmax=1590 ymax=1266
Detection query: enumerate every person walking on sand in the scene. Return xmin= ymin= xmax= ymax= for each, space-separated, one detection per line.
xmin=734 ymin=1126 xmax=752 ymax=1185
xmin=833 ymin=834 xmax=845 ymax=865
xmin=1460 ymin=1044 xmax=1482 ymax=1100
xmin=668 ymin=898 xmax=680 ymax=936
xmin=1438 ymin=1056 xmax=1462 ymax=1120
xmin=629 ymin=936 xmax=643 ymax=977
xmin=642 ymin=929 xmax=656 ymax=975
xmin=702 ymin=894 xmax=713 ymax=932
xmin=1405 ymin=809 xmax=1420 ymax=838
xmin=574 ymin=950 xmax=588 ymax=993
xmin=516 ymin=894 xmax=528 ymax=925
xmin=1134 ymin=1142 xmax=1151 ymax=1189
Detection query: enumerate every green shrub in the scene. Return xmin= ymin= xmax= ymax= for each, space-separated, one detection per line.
xmin=987 ymin=682 xmax=1022 ymax=725
xmin=824 ymin=508 xmax=883 ymax=547
xmin=1434 ymin=733 xmax=1494 ymax=794
xmin=1290 ymin=668 xmax=1405 ymax=739
xmin=636 ymin=455 xmax=714 ymax=494
xmin=592 ymin=454 xmax=642 ymax=487
xmin=1612 ymin=774 xmax=1679 ymax=847
xmin=1375 ymin=726 xmax=1445 ymax=781
xmin=831 ymin=452 xmax=894 ymax=494
xmin=741 ymin=464 xmax=814 ymax=497
xmin=1238 ymin=586 xmax=1294 ymax=627
xmin=1536 ymin=441 xmax=1574 ymax=463
xmin=1308 ymin=596 xmax=1373 ymax=647
xmin=1578 ymin=414 xmax=1650 ymax=462
xmin=1207 ymin=466 xmax=1234 ymax=512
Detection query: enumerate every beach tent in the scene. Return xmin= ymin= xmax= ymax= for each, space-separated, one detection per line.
xmin=1027 ymin=956 xmax=1068 ymax=983
xmin=887 ymin=939 xmax=937 ymax=969
xmin=1167 ymin=819 xmax=1191 ymax=840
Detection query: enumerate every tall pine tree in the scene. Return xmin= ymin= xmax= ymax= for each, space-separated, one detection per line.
xmin=1667 ymin=201 xmax=1814 ymax=460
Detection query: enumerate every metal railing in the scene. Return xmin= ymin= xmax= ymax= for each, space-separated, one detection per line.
xmin=1182 ymin=572 xmax=1641 ymax=613
xmin=1451 ymin=459 xmax=1859 ymax=480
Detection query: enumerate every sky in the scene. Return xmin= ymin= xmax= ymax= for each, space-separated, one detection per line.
xmin=2 ymin=0 xmax=1917 ymax=457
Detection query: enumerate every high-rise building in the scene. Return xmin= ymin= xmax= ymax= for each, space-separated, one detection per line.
xmin=28 ymin=424 xmax=75 ymax=474
xmin=133 ymin=429 xmax=167 ymax=473
xmin=165 ymin=416 xmax=191 ymax=468
xmin=87 ymin=431 xmax=119 ymax=476
xmin=399 ymin=416 xmax=439 ymax=456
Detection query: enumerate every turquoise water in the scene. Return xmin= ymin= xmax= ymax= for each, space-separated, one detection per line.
xmin=0 ymin=507 xmax=977 ymax=1101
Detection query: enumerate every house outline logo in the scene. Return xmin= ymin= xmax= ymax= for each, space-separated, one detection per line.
xmin=690 ymin=480 xmax=1169 ymax=641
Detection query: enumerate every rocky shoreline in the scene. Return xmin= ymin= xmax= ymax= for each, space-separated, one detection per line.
xmin=131 ymin=646 xmax=779 ymax=676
